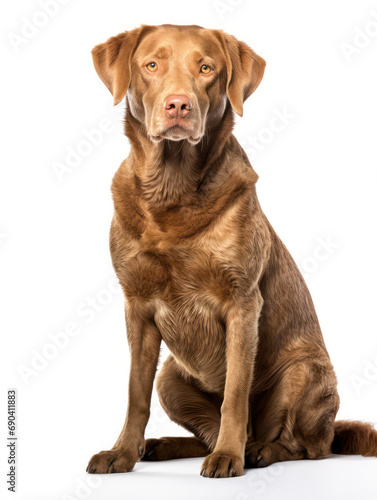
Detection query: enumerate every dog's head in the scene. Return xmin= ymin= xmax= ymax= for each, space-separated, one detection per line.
xmin=92 ymin=25 xmax=265 ymax=145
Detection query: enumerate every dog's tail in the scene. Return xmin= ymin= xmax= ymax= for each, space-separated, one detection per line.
xmin=332 ymin=420 xmax=377 ymax=457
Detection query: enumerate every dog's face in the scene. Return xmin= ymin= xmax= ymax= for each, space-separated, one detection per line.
xmin=92 ymin=25 xmax=266 ymax=145
xmin=129 ymin=26 xmax=229 ymax=144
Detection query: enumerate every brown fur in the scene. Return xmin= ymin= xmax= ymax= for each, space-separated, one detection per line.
xmin=86 ymin=24 xmax=377 ymax=478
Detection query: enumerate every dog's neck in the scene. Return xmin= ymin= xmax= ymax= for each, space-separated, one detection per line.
xmin=124 ymin=102 xmax=237 ymax=207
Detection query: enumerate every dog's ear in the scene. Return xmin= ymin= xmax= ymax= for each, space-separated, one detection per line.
xmin=91 ymin=28 xmax=142 ymax=105
xmin=220 ymin=33 xmax=266 ymax=117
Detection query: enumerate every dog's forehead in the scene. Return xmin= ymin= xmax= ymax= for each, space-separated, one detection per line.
xmin=135 ymin=26 xmax=224 ymax=60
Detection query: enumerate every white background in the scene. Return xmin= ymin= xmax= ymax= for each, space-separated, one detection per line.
xmin=1 ymin=0 xmax=377 ymax=499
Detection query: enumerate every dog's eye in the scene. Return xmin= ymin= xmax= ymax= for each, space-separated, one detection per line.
xmin=146 ymin=62 xmax=158 ymax=72
xmin=200 ymin=64 xmax=212 ymax=74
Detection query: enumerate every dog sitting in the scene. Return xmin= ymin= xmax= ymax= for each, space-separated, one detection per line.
xmin=87 ymin=24 xmax=377 ymax=478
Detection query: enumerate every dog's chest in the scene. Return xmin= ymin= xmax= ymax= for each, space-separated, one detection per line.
xmin=118 ymin=231 xmax=248 ymax=391
xmin=113 ymin=200 xmax=251 ymax=391
xmin=123 ymin=244 xmax=239 ymax=388
xmin=154 ymin=287 xmax=227 ymax=391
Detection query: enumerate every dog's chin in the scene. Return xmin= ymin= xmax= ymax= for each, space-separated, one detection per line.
xmin=150 ymin=125 xmax=202 ymax=145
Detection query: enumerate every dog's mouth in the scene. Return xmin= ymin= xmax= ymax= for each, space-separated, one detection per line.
xmin=151 ymin=121 xmax=202 ymax=145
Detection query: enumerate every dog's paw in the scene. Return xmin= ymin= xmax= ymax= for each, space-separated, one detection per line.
xmin=86 ymin=449 xmax=137 ymax=474
xmin=244 ymin=441 xmax=269 ymax=468
xmin=200 ymin=451 xmax=244 ymax=478
xmin=244 ymin=440 xmax=304 ymax=468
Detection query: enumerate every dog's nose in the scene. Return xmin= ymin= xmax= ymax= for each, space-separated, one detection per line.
xmin=164 ymin=94 xmax=192 ymax=118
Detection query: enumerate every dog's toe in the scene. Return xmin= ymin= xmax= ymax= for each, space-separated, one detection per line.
xmin=87 ymin=449 xmax=136 ymax=474
xmin=200 ymin=452 xmax=244 ymax=478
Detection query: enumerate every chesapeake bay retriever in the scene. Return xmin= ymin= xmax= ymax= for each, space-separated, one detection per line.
xmin=86 ymin=24 xmax=377 ymax=478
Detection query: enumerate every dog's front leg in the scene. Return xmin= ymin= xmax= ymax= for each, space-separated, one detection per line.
xmin=87 ymin=309 xmax=161 ymax=474
xmin=201 ymin=290 xmax=262 ymax=478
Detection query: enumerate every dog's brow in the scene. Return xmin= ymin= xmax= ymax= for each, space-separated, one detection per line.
xmin=192 ymin=50 xmax=204 ymax=63
xmin=153 ymin=47 xmax=171 ymax=60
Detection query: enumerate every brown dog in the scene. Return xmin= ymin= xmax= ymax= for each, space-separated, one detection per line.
xmin=86 ymin=24 xmax=377 ymax=478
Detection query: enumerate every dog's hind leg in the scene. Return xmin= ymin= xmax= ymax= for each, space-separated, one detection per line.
xmin=141 ymin=356 xmax=221 ymax=461
xmin=246 ymin=358 xmax=340 ymax=468
xmin=142 ymin=436 xmax=209 ymax=461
